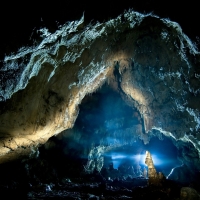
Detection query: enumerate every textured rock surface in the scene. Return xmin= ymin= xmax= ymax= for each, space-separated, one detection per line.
xmin=145 ymin=151 xmax=157 ymax=178
xmin=180 ymin=187 xmax=200 ymax=200
xmin=0 ymin=10 xmax=200 ymax=163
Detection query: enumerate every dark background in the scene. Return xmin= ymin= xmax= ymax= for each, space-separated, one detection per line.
xmin=0 ymin=0 xmax=199 ymax=61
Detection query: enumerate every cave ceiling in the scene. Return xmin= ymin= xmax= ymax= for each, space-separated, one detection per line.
xmin=0 ymin=10 xmax=200 ymax=163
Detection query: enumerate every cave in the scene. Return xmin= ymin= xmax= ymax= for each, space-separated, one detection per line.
xmin=0 ymin=9 xmax=200 ymax=199
xmin=39 ymin=84 xmax=181 ymax=180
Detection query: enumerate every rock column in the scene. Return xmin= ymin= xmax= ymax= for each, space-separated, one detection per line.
xmin=145 ymin=151 xmax=157 ymax=178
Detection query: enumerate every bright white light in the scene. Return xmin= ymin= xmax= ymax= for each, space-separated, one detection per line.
xmin=151 ymin=154 xmax=163 ymax=165
xmin=108 ymin=151 xmax=180 ymax=172
xmin=112 ymin=154 xmax=126 ymax=159
xmin=139 ymin=153 xmax=167 ymax=166
xmin=130 ymin=154 xmax=146 ymax=165
xmin=142 ymin=153 xmax=179 ymax=167
xmin=139 ymin=154 xmax=146 ymax=165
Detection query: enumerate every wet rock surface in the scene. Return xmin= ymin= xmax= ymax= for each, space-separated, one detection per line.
xmin=0 ymin=10 xmax=200 ymax=165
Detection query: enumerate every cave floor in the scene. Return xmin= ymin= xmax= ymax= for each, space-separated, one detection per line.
xmin=0 ymin=177 xmax=183 ymax=199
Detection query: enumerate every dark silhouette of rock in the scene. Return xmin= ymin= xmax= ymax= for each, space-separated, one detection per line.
xmin=180 ymin=187 xmax=200 ymax=200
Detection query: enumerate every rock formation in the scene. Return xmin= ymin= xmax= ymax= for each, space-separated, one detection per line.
xmin=145 ymin=150 xmax=166 ymax=186
xmin=180 ymin=187 xmax=200 ymax=200
xmin=0 ymin=9 xmax=200 ymax=174
xmin=145 ymin=151 xmax=157 ymax=178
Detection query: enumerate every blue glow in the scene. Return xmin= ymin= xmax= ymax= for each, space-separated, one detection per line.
xmin=103 ymin=137 xmax=181 ymax=176
xmin=140 ymin=153 xmax=180 ymax=166
xmin=105 ymin=148 xmax=181 ymax=176
xmin=112 ymin=154 xmax=127 ymax=159
xmin=112 ymin=160 xmax=121 ymax=169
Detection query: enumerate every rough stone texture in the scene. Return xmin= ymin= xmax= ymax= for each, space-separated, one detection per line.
xmin=145 ymin=151 xmax=157 ymax=178
xmin=180 ymin=187 xmax=200 ymax=200
xmin=0 ymin=10 xmax=200 ymax=164
xmin=145 ymin=150 xmax=166 ymax=186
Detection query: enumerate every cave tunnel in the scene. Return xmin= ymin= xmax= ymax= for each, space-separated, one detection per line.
xmin=1 ymin=10 xmax=200 ymax=199
xmin=37 ymin=83 xmax=183 ymax=181
xmin=3 ymin=82 xmax=196 ymax=199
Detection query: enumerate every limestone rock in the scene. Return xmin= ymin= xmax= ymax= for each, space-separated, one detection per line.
xmin=145 ymin=150 xmax=157 ymax=178
xmin=180 ymin=187 xmax=200 ymax=200
xmin=0 ymin=10 xmax=200 ymax=164
xmin=145 ymin=151 xmax=166 ymax=186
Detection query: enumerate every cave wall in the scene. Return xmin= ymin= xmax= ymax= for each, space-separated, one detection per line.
xmin=0 ymin=10 xmax=200 ymax=163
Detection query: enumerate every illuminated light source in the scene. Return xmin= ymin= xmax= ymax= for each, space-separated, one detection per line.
xmin=145 ymin=154 xmax=163 ymax=166
xmin=111 ymin=154 xmax=126 ymax=159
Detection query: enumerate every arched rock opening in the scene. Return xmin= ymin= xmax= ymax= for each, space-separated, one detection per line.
xmin=38 ymin=83 xmax=198 ymax=184
xmin=0 ymin=11 xmax=200 ymax=185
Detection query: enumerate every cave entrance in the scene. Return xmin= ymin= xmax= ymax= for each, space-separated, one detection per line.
xmin=40 ymin=83 xmax=181 ymax=181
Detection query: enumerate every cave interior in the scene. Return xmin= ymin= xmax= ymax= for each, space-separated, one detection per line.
xmin=0 ymin=82 xmax=200 ymax=199
xmin=1 ymin=9 xmax=200 ymax=199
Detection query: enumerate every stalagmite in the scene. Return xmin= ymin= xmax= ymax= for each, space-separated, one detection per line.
xmin=145 ymin=150 xmax=166 ymax=186
xmin=145 ymin=151 xmax=157 ymax=178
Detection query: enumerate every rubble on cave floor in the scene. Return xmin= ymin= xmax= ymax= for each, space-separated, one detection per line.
xmin=24 ymin=177 xmax=199 ymax=200
xmin=24 ymin=180 xmax=200 ymax=199
xmin=0 ymin=164 xmax=199 ymax=200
